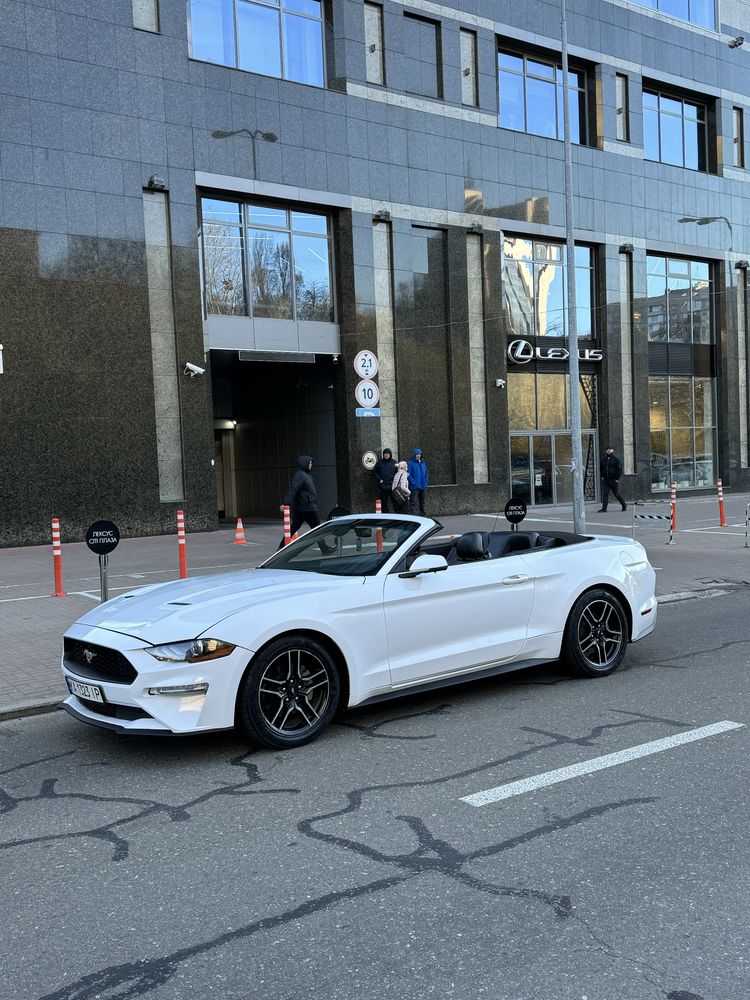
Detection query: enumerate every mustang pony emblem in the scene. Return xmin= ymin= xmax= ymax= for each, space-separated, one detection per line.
xmin=82 ymin=649 xmax=97 ymax=665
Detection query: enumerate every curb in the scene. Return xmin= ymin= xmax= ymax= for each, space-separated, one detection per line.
xmin=0 ymin=698 xmax=62 ymax=723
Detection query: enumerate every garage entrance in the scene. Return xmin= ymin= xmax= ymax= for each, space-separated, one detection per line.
xmin=211 ymin=352 xmax=338 ymax=520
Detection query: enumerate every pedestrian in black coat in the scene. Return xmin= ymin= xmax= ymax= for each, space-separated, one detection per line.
xmin=598 ymin=447 xmax=627 ymax=512
xmin=279 ymin=455 xmax=327 ymax=549
xmin=372 ymin=448 xmax=397 ymax=512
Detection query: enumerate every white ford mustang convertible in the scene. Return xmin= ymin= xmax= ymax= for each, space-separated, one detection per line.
xmin=61 ymin=515 xmax=657 ymax=748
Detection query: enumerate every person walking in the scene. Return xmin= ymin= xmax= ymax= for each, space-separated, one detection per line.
xmin=391 ymin=461 xmax=411 ymax=513
xmin=598 ymin=446 xmax=627 ymax=512
xmin=279 ymin=455 xmax=329 ymax=550
xmin=407 ymin=448 xmax=429 ymax=515
xmin=372 ymin=448 xmax=397 ymax=512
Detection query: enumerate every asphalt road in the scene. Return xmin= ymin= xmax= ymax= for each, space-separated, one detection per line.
xmin=2 ymin=592 xmax=749 ymax=1000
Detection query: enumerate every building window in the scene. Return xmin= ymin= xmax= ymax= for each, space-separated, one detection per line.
xmin=628 ymin=0 xmax=715 ymax=30
xmin=460 ymin=29 xmax=478 ymax=107
xmin=364 ymin=3 xmax=385 ymax=86
xmin=643 ymin=89 xmax=707 ymax=170
xmin=616 ymin=74 xmax=629 ymax=141
xmin=498 ymin=49 xmax=588 ymax=144
xmin=503 ymin=236 xmax=595 ymax=339
xmin=403 ymin=14 xmax=442 ymax=99
xmin=733 ymin=107 xmax=745 ymax=167
xmin=201 ymin=198 xmax=334 ymax=321
xmin=189 ymin=0 xmax=325 ymax=87
xmin=645 ymin=254 xmax=712 ymax=344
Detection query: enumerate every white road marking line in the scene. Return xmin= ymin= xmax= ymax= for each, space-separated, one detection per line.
xmin=460 ymin=721 xmax=744 ymax=807
xmin=682 ymin=528 xmax=746 ymax=536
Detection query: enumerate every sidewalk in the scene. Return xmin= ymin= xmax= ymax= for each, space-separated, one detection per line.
xmin=2 ymin=496 xmax=749 ymax=717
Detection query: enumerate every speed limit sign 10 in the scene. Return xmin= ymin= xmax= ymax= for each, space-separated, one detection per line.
xmin=354 ymin=379 xmax=380 ymax=407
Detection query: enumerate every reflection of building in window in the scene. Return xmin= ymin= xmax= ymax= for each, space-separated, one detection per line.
xmin=644 ymin=255 xmax=712 ymax=343
xmin=628 ymin=0 xmax=714 ymax=29
xmin=643 ymin=89 xmax=707 ymax=171
xmin=503 ymin=237 xmax=594 ymax=339
xmin=201 ymin=198 xmax=334 ymax=321
xmin=190 ymin=0 xmax=325 ymax=87
xmin=498 ymin=49 xmax=588 ymax=145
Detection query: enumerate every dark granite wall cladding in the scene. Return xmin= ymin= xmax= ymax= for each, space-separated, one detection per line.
xmin=3 ymin=0 xmax=750 ymax=543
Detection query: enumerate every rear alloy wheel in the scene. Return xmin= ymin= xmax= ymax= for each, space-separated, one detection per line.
xmin=237 ymin=636 xmax=340 ymax=748
xmin=562 ymin=588 xmax=628 ymax=677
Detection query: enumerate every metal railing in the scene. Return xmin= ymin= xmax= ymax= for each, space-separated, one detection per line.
xmin=632 ymin=500 xmax=674 ymax=545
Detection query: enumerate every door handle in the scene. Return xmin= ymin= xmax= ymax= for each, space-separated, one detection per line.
xmin=502 ymin=574 xmax=530 ymax=585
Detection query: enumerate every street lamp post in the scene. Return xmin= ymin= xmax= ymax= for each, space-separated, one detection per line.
xmin=210 ymin=128 xmax=278 ymax=179
xmin=560 ymin=0 xmax=586 ymax=534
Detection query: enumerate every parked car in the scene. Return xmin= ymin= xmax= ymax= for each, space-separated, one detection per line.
xmin=61 ymin=515 xmax=657 ymax=748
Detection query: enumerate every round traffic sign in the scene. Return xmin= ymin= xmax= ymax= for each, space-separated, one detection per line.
xmin=354 ymin=379 xmax=380 ymax=407
xmin=361 ymin=450 xmax=378 ymax=470
xmin=504 ymin=498 xmax=527 ymax=525
xmin=85 ymin=520 xmax=120 ymax=555
xmin=353 ymin=350 xmax=379 ymax=379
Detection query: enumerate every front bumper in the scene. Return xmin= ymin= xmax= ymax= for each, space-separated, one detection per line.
xmin=61 ymin=624 xmax=253 ymax=735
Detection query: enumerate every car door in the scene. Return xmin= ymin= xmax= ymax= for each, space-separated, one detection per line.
xmin=382 ymin=553 xmax=535 ymax=688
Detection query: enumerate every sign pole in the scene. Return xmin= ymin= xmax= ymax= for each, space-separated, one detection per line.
xmin=561 ymin=0 xmax=586 ymax=536
xmin=99 ymin=553 xmax=109 ymax=603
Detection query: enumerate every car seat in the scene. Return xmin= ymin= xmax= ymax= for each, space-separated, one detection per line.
xmin=455 ymin=531 xmax=490 ymax=561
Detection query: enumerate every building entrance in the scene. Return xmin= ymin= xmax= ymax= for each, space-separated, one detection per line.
xmin=510 ymin=431 xmax=599 ymax=506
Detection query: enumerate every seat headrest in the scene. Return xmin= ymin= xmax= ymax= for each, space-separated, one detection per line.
xmin=455 ymin=531 xmax=489 ymax=561
xmin=502 ymin=531 xmax=538 ymax=554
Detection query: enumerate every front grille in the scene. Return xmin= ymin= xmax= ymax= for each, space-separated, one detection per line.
xmin=64 ymin=638 xmax=137 ymax=684
xmin=77 ymin=698 xmax=151 ymax=722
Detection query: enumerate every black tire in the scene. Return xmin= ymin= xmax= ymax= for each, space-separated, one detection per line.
xmin=562 ymin=588 xmax=629 ymax=678
xmin=236 ymin=635 xmax=340 ymax=748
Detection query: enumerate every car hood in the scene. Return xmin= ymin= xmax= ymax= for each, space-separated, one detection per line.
xmin=74 ymin=569 xmax=364 ymax=644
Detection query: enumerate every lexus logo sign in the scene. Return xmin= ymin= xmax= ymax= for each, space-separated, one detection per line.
xmin=507 ymin=339 xmax=603 ymax=364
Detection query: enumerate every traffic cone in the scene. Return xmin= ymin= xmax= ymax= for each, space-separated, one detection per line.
xmin=290 ymin=531 xmax=299 ymax=542
xmin=233 ymin=517 xmax=248 ymax=544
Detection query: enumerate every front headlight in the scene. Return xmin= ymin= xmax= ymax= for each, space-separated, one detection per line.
xmin=146 ymin=639 xmax=236 ymax=663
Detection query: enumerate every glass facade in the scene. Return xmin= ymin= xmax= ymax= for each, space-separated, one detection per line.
xmin=649 ymin=376 xmax=716 ymax=489
xmin=190 ymin=0 xmax=325 ymax=87
xmin=628 ymin=0 xmax=715 ymax=29
xmin=508 ymin=374 xmax=598 ymax=505
xmin=643 ymin=90 xmax=707 ymax=171
xmin=201 ymin=198 xmax=334 ymax=321
xmin=646 ymin=255 xmax=716 ymax=490
xmin=498 ymin=50 xmax=587 ymax=144
xmin=503 ymin=237 xmax=595 ymax=339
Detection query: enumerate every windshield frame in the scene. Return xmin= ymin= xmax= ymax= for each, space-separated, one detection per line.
xmin=258 ymin=515 xmax=440 ymax=578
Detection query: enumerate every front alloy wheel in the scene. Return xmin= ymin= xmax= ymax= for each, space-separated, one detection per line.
xmin=563 ymin=588 xmax=628 ymax=677
xmin=237 ymin=636 xmax=340 ymax=748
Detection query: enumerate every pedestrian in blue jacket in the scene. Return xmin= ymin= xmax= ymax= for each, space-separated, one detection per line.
xmin=407 ymin=448 xmax=429 ymax=515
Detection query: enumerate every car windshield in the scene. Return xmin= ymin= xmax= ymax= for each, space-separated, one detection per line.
xmin=261 ymin=518 xmax=421 ymax=576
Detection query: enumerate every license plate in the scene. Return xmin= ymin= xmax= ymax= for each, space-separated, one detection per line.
xmin=66 ymin=678 xmax=105 ymax=703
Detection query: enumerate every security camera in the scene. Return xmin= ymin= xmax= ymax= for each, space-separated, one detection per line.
xmin=332 ymin=355 xmax=339 ymax=365
xmin=184 ymin=362 xmax=206 ymax=377
xmin=495 ymin=378 xmax=506 ymax=389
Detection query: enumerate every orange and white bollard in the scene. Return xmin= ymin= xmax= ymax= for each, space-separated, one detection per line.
xmin=176 ymin=509 xmax=188 ymax=578
xmin=717 ymin=479 xmax=727 ymax=527
xmin=51 ymin=517 xmax=66 ymax=597
xmin=283 ymin=505 xmax=292 ymax=546
xmin=375 ymin=499 xmax=383 ymax=553
xmin=670 ymin=481 xmax=677 ymax=533
xmin=233 ymin=517 xmax=247 ymax=545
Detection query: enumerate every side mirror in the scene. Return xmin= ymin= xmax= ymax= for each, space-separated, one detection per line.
xmin=399 ymin=554 xmax=448 ymax=579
